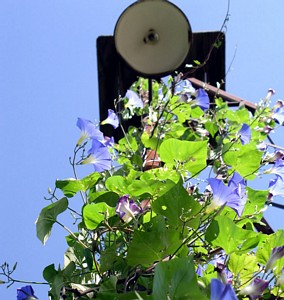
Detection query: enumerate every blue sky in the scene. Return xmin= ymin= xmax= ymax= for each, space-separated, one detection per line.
xmin=1 ymin=1 xmax=284 ymax=298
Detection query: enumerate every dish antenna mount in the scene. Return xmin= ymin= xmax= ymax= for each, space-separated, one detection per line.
xmin=114 ymin=0 xmax=192 ymax=77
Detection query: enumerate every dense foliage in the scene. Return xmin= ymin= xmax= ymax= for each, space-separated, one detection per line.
xmin=3 ymin=76 xmax=284 ymax=299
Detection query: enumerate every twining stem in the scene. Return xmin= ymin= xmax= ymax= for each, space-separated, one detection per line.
xmin=56 ymin=220 xmax=102 ymax=278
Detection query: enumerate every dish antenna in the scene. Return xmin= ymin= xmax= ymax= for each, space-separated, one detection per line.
xmin=114 ymin=0 xmax=192 ymax=77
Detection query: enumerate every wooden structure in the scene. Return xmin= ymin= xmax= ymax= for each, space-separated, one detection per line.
xmin=97 ymin=31 xmax=225 ymax=140
xmin=96 ymin=31 xmax=275 ymax=235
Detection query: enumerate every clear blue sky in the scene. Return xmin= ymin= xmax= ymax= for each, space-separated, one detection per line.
xmin=1 ymin=1 xmax=284 ymax=298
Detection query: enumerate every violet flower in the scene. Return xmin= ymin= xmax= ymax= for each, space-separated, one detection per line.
xmin=81 ymin=139 xmax=112 ymax=172
xmin=116 ymin=195 xmax=142 ymax=223
xmin=239 ymin=277 xmax=269 ymax=299
xmin=215 ymin=262 xmax=233 ymax=285
xmin=238 ymin=123 xmax=251 ymax=145
xmin=256 ymin=141 xmax=267 ymax=152
xmin=276 ymin=267 xmax=284 ymax=286
xmin=207 ymin=172 xmax=247 ymax=217
xmin=196 ymin=264 xmax=204 ymax=276
xmin=265 ymin=245 xmax=284 ymax=271
xmin=265 ymin=88 xmax=276 ymax=102
xmin=104 ymin=136 xmax=115 ymax=148
xmin=76 ymin=117 xmax=104 ymax=145
xmin=17 ymin=285 xmax=38 ymax=300
xmin=264 ymin=150 xmax=284 ymax=163
xmin=212 ymin=252 xmax=233 ymax=284
xmin=210 ymin=278 xmax=238 ymax=300
xmin=266 ymin=158 xmax=284 ymax=181
xmin=101 ymin=109 xmax=119 ymax=129
xmin=229 ymin=172 xmax=247 ymax=204
xmin=125 ymin=90 xmax=144 ymax=113
xmin=272 ymin=100 xmax=284 ymax=125
xmin=195 ymin=88 xmax=210 ymax=111
xmin=267 ymin=177 xmax=284 ymax=200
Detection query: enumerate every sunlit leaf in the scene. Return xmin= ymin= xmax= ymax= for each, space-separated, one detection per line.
xmin=205 ymin=215 xmax=257 ymax=254
xmin=56 ymin=172 xmax=101 ymax=198
xmin=105 ymin=175 xmax=130 ymax=194
xmin=127 ymin=216 xmax=186 ymax=266
xmin=228 ymin=253 xmax=259 ymax=283
xmin=36 ymin=197 xmax=68 ymax=244
xmin=256 ymin=230 xmax=284 ymax=270
xmin=223 ymin=143 xmax=263 ymax=179
xmin=83 ymin=202 xmax=116 ymax=230
xmin=89 ymin=190 xmax=119 ymax=207
xmin=152 ymin=180 xmax=202 ymax=228
xmin=152 ymin=256 xmax=207 ymax=300
xmin=159 ymin=138 xmax=208 ymax=175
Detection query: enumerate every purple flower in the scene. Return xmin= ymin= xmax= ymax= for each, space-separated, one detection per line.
xmin=256 ymin=141 xmax=268 ymax=152
xmin=210 ymin=278 xmax=238 ymax=300
xmin=101 ymin=109 xmax=119 ymax=129
xmin=238 ymin=123 xmax=251 ymax=145
xmin=215 ymin=262 xmax=233 ymax=285
xmin=195 ymin=88 xmax=210 ymax=111
xmin=266 ymin=158 xmax=284 ymax=180
xmin=272 ymin=100 xmax=284 ymax=124
xmin=76 ymin=117 xmax=104 ymax=145
xmin=264 ymin=150 xmax=284 ymax=163
xmin=81 ymin=139 xmax=112 ymax=172
xmin=207 ymin=173 xmax=246 ymax=216
xmin=229 ymin=172 xmax=247 ymax=203
xmin=273 ymin=107 xmax=284 ymax=124
xmin=196 ymin=264 xmax=204 ymax=276
xmin=125 ymin=90 xmax=144 ymax=113
xmin=239 ymin=277 xmax=269 ymax=299
xmin=276 ymin=267 xmax=284 ymax=286
xmin=265 ymin=245 xmax=284 ymax=271
xmin=212 ymin=253 xmax=233 ymax=284
xmin=265 ymin=88 xmax=276 ymax=102
xmin=116 ymin=195 xmax=142 ymax=223
xmin=17 ymin=285 xmax=38 ymax=300
xmin=104 ymin=136 xmax=115 ymax=148
xmin=268 ymin=177 xmax=284 ymax=200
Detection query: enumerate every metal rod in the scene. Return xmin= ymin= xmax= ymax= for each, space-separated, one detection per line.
xmin=148 ymin=78 xmax=152 ymax=104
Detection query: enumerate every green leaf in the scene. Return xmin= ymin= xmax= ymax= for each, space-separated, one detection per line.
xmin=36 ymin=197 xmax=68 ymax=244
xmin=256 ymin=230 xmax=284 ymax=268
xmin=118 ymin=134 xmax=138 ymax=152
xmin=141 ymin=168 xmax=180 ymax=184
xmin=83 ymin=203 xmax=116 ymax=230
xmin=205 ymin=121 xmax=219 ymax=137
xmin=43 ymin=263 xmax=76 ymax=299
xmin=171 ymin=103 xmax=192 ymax=123
xmin=242 ymin=187 xmax=268 ymax=222
xmin=99 ymin=275 xmax=118 ymax=293
xmin=100 ymin=246 xmax=125 ymax=273
xmin=90 ymin=191 xmax=119 ymax=207
xmin=96 ymin=291 xmax=149 ymax=300
xmin=56 ymin=173 xmax=101 ymax=198
xmin=84 ymin=248 xmax=93 ymax=271
xmin=127 ymin=216 xmax=186 ymax=266
xmin=152 ymin=180 xmax=202 ymax=228
xmin=228 ymin=253 xmax=259 ymax=283
xmin=225 ymin=106 xmax=251 ymax=124
xmin=205 ymin=215 xmax=257 ymax=254
xmin=105 ymin=176 xmax=129 ymax=194
xmin=43 ymin=264 xmax=58 ymax=284
xmin=152 ymin=256 xmax=206 ymax=300
xmin=55 ymin=178 xmax=84 ymax=198
xmin=159 ymin=138 xmax=208 ymax=175
xmin=223 ymin=143 xmax=263 ymax=179
xmin=141 ymin=131 xmax=160 ymax=150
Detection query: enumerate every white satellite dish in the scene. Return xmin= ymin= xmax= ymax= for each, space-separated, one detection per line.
xmin=114 ymin=0 xmax=192 ymax=77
